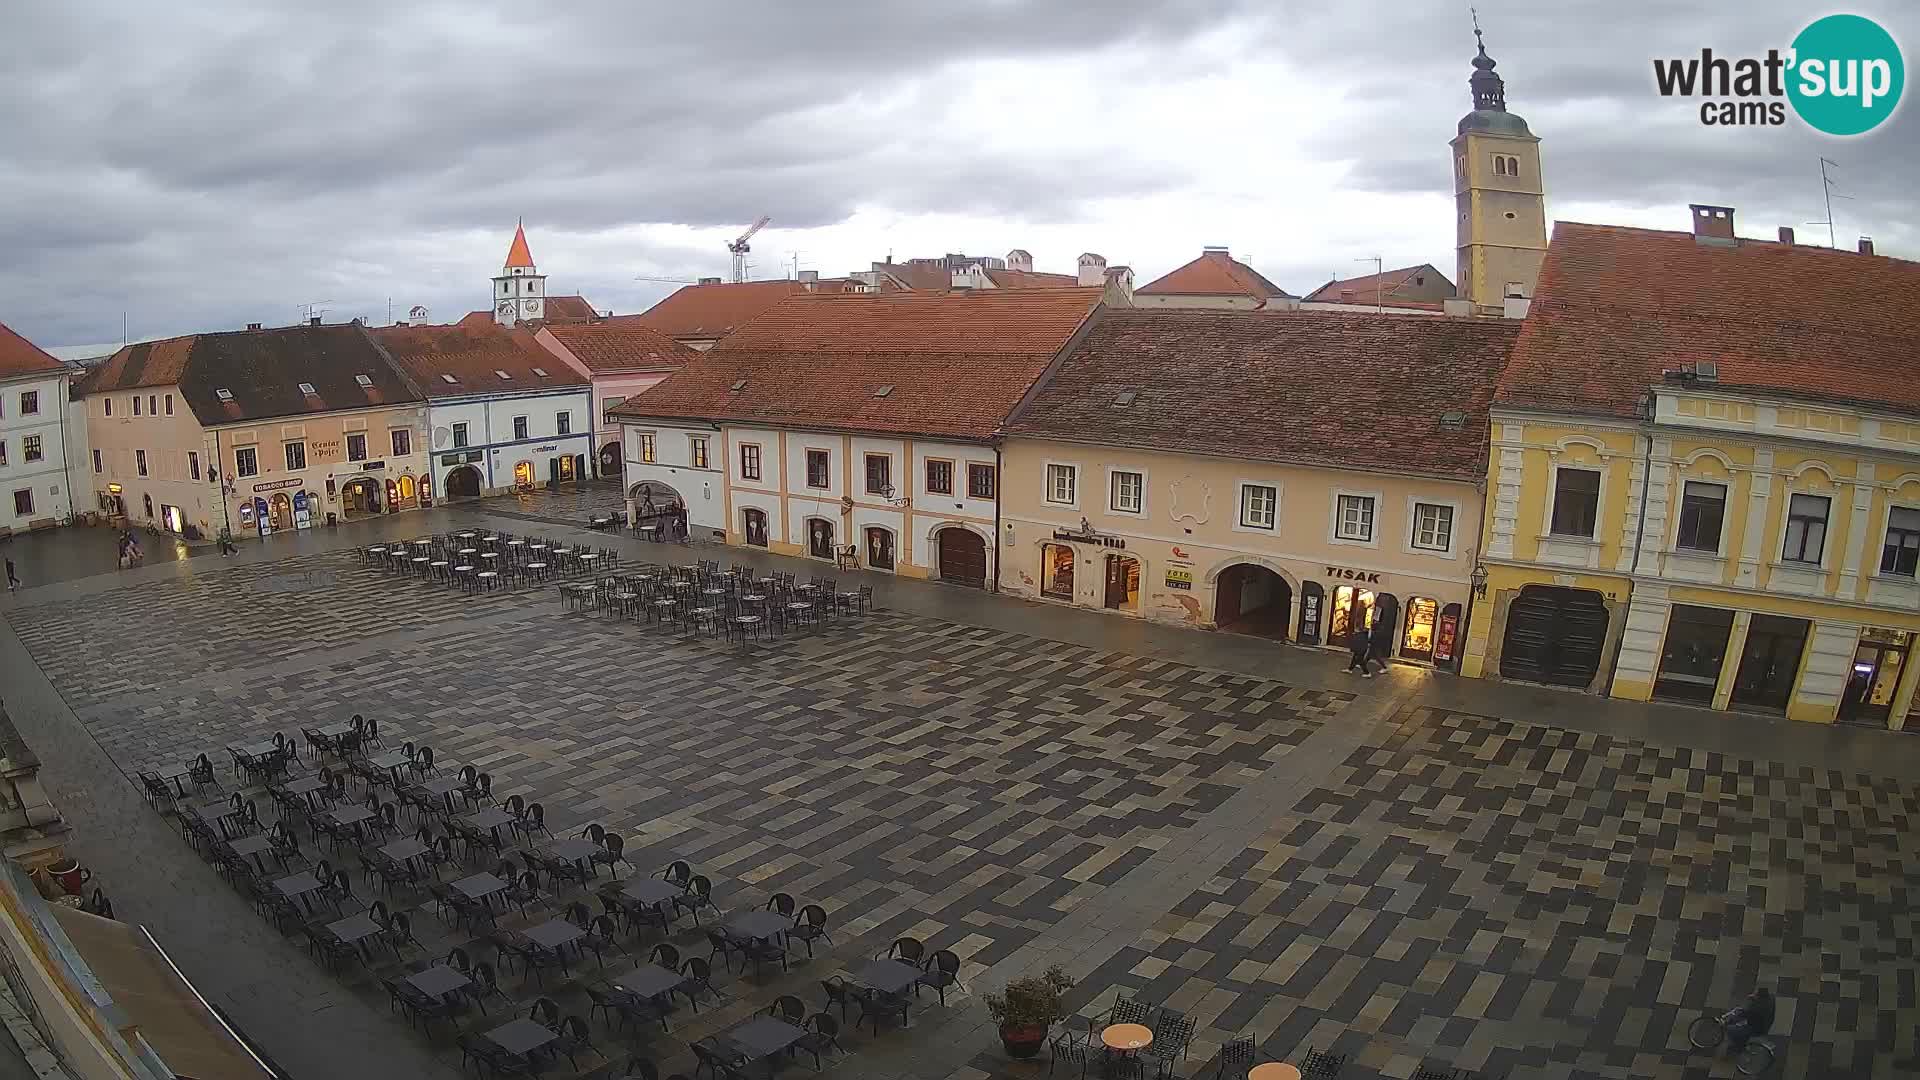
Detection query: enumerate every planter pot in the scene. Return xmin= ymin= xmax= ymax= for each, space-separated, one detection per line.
xmin=1001 ymin=1023 xmax=1048 ymax=1059
xmin=47 ymin=859 xmax=91 ymax=897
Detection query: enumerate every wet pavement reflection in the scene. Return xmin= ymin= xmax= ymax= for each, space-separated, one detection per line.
xmin=1 ymin=523 xmax=212 ymax=588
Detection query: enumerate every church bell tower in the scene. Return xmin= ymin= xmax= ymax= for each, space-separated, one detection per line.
xmin=492 ymin=220 xmax=546 ymax=326
xmin=1450 ymin=26 xmax=1547 ymax=314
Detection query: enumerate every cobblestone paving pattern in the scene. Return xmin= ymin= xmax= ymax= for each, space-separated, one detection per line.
xmin=1057 ymin=706 xmax=1920 ymax=1079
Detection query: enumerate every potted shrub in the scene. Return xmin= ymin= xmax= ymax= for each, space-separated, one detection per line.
xmin=985 ymin=965 xmax=1074 ymax=1059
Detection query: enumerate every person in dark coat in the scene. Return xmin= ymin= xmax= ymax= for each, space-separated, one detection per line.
xmin=1368 ymin=613 xmax=1396 ymax=674
xmin=1725 ymin=987 xmax=1775 ymax=1052
xmin=4 ymin=557 xmax=17 ymax=592
xmin=1343 ymin=617 xmax=1372 ymax=677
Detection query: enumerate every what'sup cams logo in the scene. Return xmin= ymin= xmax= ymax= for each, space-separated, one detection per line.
xmin=1653 ymin=13 xmax=1904 ymax=135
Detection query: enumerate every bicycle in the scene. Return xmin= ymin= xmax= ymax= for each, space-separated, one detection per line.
xmin=1687 ymin=1010 xmax=1777 ymax=1076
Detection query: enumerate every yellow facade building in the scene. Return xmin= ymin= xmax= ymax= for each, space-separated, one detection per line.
xmin=1463 ymin=208 xmax=1920 ymax=730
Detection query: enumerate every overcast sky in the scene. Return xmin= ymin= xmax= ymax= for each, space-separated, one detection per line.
xmin=6 ymin=1 xmax=1914 ymax=354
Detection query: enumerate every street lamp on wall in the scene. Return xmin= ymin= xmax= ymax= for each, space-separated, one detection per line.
xmin=1470 ymin=563 xmax=1489 ymax=598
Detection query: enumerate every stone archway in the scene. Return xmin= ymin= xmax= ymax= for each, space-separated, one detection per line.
xmin=341 ymin=477 xmax=381 ymax=517
xmin=599 ymin=441 xmax=623 ymax=478
xmin=1212 ymin=561 xmax=1295 ymax=640
xmin=444 ymin=465 xmax=483 ymax=499
xmin=933 ymin=525 xmax=989 ymax=587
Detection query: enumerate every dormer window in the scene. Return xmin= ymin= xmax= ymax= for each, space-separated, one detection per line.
xmin=215 ymin=388 xmax=234 ymax=402
xmin=355 ymin=374 xmax=373 ymax=387
xmin=297 ymin=382 xmax=317 ymax=396
xmin=439 ymin=374 xmax=458 ymax=385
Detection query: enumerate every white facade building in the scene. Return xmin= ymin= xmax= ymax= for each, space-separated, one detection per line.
xmin=0 ymin=326 xmax=76 ymax=535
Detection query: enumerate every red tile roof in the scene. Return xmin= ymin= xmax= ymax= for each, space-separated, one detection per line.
xmin=613 ymin=287 xmax=1104 ymax=441
xmin=81 ymin=324 xmax=422 ymax=424
xmin=1007 ymin=309 xmax=1519 ymax=481
xmin=1137 ymin=250 xmax=1292 ymax=300
xmin=1498 ymin=222 xmax=1920 ymax=420
xmin=540 ymin=295 xmax=599 ymax=322
xmin=372 ymin=322 xmax=587 ymax=396
xmin=1303 ymin=264 xmax=1451 ymax=305
xmin=986 ymin=268 xmax=1081 ymax=289
xmin=542 ymin=316 xmax=701 ymax=374
xmin=0 ymin=321 xmax=68 ymax=379
xmin=637 ymin=281 xmax=807 ymax=342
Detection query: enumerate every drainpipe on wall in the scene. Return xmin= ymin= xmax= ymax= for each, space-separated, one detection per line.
xmin=56 ymin=373 xmax=74 ymax=524
xmin=215 ymin=428 xmax=234 ymax=541
xmin=992 ymin=444 xmax=1004 ymax=593
xmin=1603 ymin=419 xmax=1656 ymax=692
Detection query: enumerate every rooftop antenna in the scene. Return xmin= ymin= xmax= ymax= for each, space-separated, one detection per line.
xmin=788 ymin=250 xmax=805 ymax=279
xmin=1806 ymin=157 xmax=1851 ymax=248
xmin=298 ymin=300 xmax=334 ymax=324
xmin=1357 ymin=255 xmax=1384 ymax=313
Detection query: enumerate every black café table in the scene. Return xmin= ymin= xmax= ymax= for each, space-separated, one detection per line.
xmin=418 ymin=775 xmax=465 ymax=813
xmin=452 ymin=871 xmax=509 ymax=911
xmin=227 ymin=833 xmax=274 ymax=873
xmin=523 ymin=917 xmax=584 ymax=966
xmin=380 ymin=836 xmax=430 ymax=872
xmin=325 ymin=804 xmax=375 ymax=840
xmin=327 ymin=912 xmax=384 ymax=959
xmin=408 ymin=965 xmax=471 ymax=999
xmin=545 ymin=837 xmax=599 ymax=879
xmin=726 ymin=1017 xmax=806 ymax=1073
xmin=280 ymin=774 xmax=326 ymax=799
xmin=729 ymin=910 xmax=790 ymax=943
xmin=853 ymin=958 xmax=925 ymax=995
xmin=366 ymin=749 xmax=412 ymax=780
xmin=487 ymin=1017 xmax=558 ymax=1058
xmin=230 ymin=738 xmax=279 ymax=760
xmin=465 ymin=807 xmax=515 ymax=837
xmin=618 ymin=964 xmax=685 ymax=1001
xmin=273 ymin=870 xmax=327 ymax=912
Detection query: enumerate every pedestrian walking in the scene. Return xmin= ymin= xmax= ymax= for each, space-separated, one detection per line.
xmin=1368 ymin=612 xmax=1396 ymax=674
xmin=1344 ymin=625 xmax=1372 ymax=677
xmin=217 ymin=530 xmax=237 ymax=556
xmin=4 ymin=557 xmax=17 ymax=593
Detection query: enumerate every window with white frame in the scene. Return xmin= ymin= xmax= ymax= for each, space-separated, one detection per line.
xmin=452 ymin=422 xmax=469 ymax=449
xmin=1110 ymin=470 xmax=1143 ymax=514
xmin=1549 ymin=468 xmax=1601 ymax=537
xmin=188 ymin=451 xmax=199 ymax=480
xmin=1240 ymin=484 xmax=1277 ymax=529
xmin=136 ymin=449 xmax=148 ymax=476
xmin=235 ymin=446 xmax=258 ymax=477
xmin=1675 ymin=481 xmax=1727 ymax=553
xmin=556 ymin=411 xmax=571 ymax=435
xmin=639 ymin=433 xmax=656 ymax=464
xmin=284 ymin=441 xmax=306 ymax=471
xmin=1881 ymin=507 xmax=1920 ymax=577
xmin=805 ymin=449 xmax=830 ymax=489
xmin=1782 ymin=493 xmax=1830 ymax=565
xmin=22 ymin=436 xmax=42 ymax=464
xmin=19 ymin=390 xmax=37 ymax=415
xmin=690 ymin=436 xmax=709 ymax=469
xmin=1336 ymin=494 xmax=1375 ymax=541
xmin=739 ymin=443 xmax=762 ymax=480
xmin=1411 ymin=502 xmax=1453 ymax=551
xmin=513 ymin=415 xmax=529 ymax=440
xmin=391 ymin=428 xmax=411 ymax=456
xmin=346 ymin=433 xmax=367 ymax=462
xmin=1045 ymin=463 xmax=1077 ymax=505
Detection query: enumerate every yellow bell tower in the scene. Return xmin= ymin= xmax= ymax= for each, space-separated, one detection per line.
xmin=1450 ymin=26 xmax=1547 ymax=314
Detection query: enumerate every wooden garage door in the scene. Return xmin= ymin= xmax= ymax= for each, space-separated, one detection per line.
xmin=937 ymin=529 xmax=987 ymax=587
xmin=1500 ymin=585 xmax=1609 ymax=687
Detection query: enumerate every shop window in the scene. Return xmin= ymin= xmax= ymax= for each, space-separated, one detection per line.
xmin=1675 ymin=481 xmax=1727 ymax=553
xmin=1782 ymin=493 xmax=1829 ymax=564
xmin=1550 ymin=468 xmax=1601 ymax=537
xmin=1653 ymin=605 xmax=1734 ymax=704
xmin=926 ymin=458 xmax=953 ymax=495
xmin=742 ymin=508 xmax=768 ymax=547
xmin=806 ymin=518 xmax=835 ymax=560
xmin=805 ymin=449 xmax=830 ymax=488
xmin=740 ymin=443 xmax=762 ymax=480
xmin=690 ymin=437 xmax=709 ymax=469
xmin=967 ymin=463 xmax=996 ymax=499
xmin=1296 ymin=581 xmax=1325 ymax=645
xmin=1103 ymin=554 xmax=1140 ymax=610
xmin=1240 ymin=484 xmax=1276 ymax=529
xmin=1335 ymin=494 xmax=1375 ymax=542
xmin=1045 ymin=463 xmax=1077 ymax=506
xmin=1041 ymin=543 xmax=1075 ymax=599
xmin=235 ymin=446 xmax=258 ymax=477
xmin=1411 ymin=503 xmax=1453 ymax=552
xmin=347 ymin=433 xmax=367 ymax=462
xmin=1881 ymin=507 xmax=1920 ymax=577
xmin=865 ymin=454 xmax=891 ymax=496
xmin=1110 ymin=470 xmax=1143 ymax=514
xmin=284 ymin=441 xmax=306 ymax=471
xmin=1400 ymin=597 xmax=1439 ymax=662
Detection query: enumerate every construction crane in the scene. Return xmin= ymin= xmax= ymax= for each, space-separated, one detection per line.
xmin=728 ymin=216 xmax=770 ymax=283
xmin=633 ymin=276 xmax=697 ymax=285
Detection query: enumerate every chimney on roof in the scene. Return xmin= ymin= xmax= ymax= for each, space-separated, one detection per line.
xmin=1859 ymin=236 xmax=1876 ymax=256
xmin=1103 ymin=266 xmax=1134 ymax=307
xmin=246 ymin=322 xmax=262 ymax=331
xmin=1005 ymin=249 xmax=1033 ymax=273
xmin=797 ymin=270 xmax=819 ymax=285
xmin=1778 ymin=226 xmax=1795 ymax=246
xmin=1202 ymin=246 xmax=1231 ymax=255
xmin=1690 ymin=203 xmax=1736 ymax=243
xmin=308 ymin=315 xmax=322 ymax=326
xmin=698 ymin=276 xmax=723 ymax=285
xmin=1076 ymin=252 xmax=1108 ymax=288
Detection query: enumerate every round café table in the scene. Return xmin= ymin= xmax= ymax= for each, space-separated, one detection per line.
xmin=1102 ymin=1024 xmax=1152 ymax=1052
xmin=1248 ymin=1065 xmax=1301 ymax=1080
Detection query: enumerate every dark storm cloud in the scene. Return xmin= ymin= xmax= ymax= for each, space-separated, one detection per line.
xmin=4 ymin=0 xmax=1915 ymax=348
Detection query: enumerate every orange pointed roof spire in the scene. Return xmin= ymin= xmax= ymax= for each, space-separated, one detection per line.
xmin=504 ymin=218 xmax=535 ymax=268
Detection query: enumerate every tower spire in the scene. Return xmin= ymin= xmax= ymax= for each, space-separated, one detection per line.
xmin=504 ymin=219 xmax=535 ymax=269
xmin=1469 ymin=7 xmax=1507 ymax=112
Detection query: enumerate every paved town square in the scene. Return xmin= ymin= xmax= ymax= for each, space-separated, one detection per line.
xmin=2 ymin=506 xmax=1914 ymax=1079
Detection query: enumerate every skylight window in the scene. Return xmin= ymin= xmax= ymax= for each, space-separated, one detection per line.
xmin=873 ymin=385 xmax=894 ymax=398
xmin=730 ymin=379 xmax=748 ymax=392
xmin=1439 ymin=411 xmax=1466 ymax=430
xmin=495 ymin=369 xmax=512 ymax=380
xmin=215 ymin=388 xmax=234 ymax=401
xmin=439 ymin=374 xmax=458 ymax=385
xmin=297 ymin=382 xmax=317 ymax=396
xmin=1113 ymin=391 xmax=1137 ymax=406
xmin=354 ymin=374 xmax=373 ymax=388
xmin=532 ymin=367 xmax=549 ymax=377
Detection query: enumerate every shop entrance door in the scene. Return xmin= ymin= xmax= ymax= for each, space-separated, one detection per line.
xmin=1498 ymin=585 xmax=1609 ymax=687
xmin=1729 ymin=614 xmax=1810 ymax=713
xmin=1839 ymin=634 xmax=1909 ymax=725
xmin=1103 ymin=555 xmax=1140 ymax=610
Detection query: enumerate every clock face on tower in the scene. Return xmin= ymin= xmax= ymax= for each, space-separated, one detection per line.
xmin=496 ymin=300 xmax=515 ymax=317
xmin=522 ymin=299 xmax=540 ymax=315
